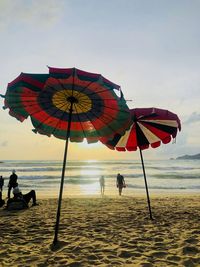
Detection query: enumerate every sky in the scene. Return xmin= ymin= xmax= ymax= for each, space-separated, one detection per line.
xmin=0 ymin=0 xmax=200 ymax=161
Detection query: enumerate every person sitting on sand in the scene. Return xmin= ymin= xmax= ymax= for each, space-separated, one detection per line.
xmin=99 ymin=175 xmax=105 ymax=196
xmin=116 ymin=173 xmax=126 ymax=196
xmin=7 ymin=187 xmax=38 ymax=208
xmin=7 ymin=170 xmax=18 ymax=199
xmin=0 ymin=189 xmax=5 ymax=207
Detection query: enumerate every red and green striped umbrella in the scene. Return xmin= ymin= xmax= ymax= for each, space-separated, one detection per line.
xmin=2 ymin=67 xmax=131 ymax=244
xmin=3 ymin=67 xmax=131 ymax=143
xmin=101 ymin=107 xmax=181 ymax=219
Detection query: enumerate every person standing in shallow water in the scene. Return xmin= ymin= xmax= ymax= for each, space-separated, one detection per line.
xmin=99 ymin=175 xmax=105 ymax=196
xmin=7 ymin=170 xmax=18 ymax=199
xmin=116 ymin=173 xmax=126 ymax=196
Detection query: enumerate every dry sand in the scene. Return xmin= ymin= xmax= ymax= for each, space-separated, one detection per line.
xmin=0 ymin=195 xmax=200 ymax=267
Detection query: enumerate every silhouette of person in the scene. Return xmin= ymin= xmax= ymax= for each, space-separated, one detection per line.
xmin=99 ymin=175 xmax=105 ymax=196
xmin=7 ymin=170 xmax=18 ymax=199
xmin=0 ymin=175 xmax=4 ymax=192
xmin=7 ymin=187 xmax=38 ymax=208
xmin=116 ymin=173 xmax=126 ymax=196
xmin=0 ymin=189 xmax=5 ymax=207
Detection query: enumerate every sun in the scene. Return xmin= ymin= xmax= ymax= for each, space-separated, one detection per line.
xmin=78 ymin=139 xmax=102 ymax=148
xmin=80 ymin=168 xmax=100 ymax=176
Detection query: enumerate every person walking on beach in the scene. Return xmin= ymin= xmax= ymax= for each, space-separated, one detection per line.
xmin=7 ymin=186 xmax=38 ymax=208
xmin=116 ymin=173 xmax=126 ymax=196
xmin=7 ymin=170 xmax=18 ymax=199
xmin=0 ymin=175 xmax=4 ymax=192
xmin=99 ymin=175 xmax=105 ymax=196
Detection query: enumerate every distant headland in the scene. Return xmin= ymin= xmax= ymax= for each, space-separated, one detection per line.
xmin=171 ymin=153 xmax=200 ymax=160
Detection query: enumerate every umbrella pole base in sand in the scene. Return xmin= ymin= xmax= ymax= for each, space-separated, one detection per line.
xmin=139 ymin=148 xmax=153 ymax=220
xmin=53 ymin=103 xmax=73 ymax=246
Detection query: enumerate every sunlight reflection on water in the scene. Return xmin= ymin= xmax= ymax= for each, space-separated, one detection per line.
xmin=79 ymin=182 xmax=100 ymax=195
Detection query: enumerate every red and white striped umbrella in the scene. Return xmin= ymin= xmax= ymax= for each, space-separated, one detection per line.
xmin=101 ymin=107 xmax=181 ymax=220
xmin=101 ymin=107 xmax=181 ymax=151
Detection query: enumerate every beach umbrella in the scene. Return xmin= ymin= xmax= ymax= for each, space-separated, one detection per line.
xmin=100 ymin=107 xmax=181 ymax=219
xmin=1 ymin=67 xmax=132 ymax=244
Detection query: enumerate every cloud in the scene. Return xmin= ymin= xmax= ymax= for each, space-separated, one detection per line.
xmin=0 ymin=0 xmax=65 ymax=30
xmin=0 ymin=141 xmax=8 ymax=147
xmin=184 ymin=112 xmax=200 ymax=125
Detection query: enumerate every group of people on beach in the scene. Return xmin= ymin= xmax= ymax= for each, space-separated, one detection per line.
xmin=0 ymin=170 xmax=38 ymax=209
xmin=0 ymin=171 xmax=126 ymax=207
xmin=99 ymin=173 xmax=126 ymax=196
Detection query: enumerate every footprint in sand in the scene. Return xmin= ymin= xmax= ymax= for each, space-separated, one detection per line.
xmin=87 ymin=254 xmax=99 ymax=261
xmin=118 ymin=250 xmax=134 ymax=258
xmin=68 ymin=262 xmax=82 ymax=267
xmin=183 ymin=259 xmax=196 ymax=267
xmin=151 ymin=251 xmax=168 ymax=258
xmin=182 ymin=246 xmax=199 ymax=255
xmin=184 ymin=237 xmax=199 ymax=244
xmin=167 ymin=255 xmax=181 ymax=262
xmin=154 ymin=237 xmax=164 ymax=242
xmin=140 ymin=263 xmax=153 ymax=267
xmin=154 ymin=242 xmax=165 ymax=248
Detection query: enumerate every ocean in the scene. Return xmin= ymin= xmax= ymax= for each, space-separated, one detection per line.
xmin=0 ymin=160 xmax=199 ymax=198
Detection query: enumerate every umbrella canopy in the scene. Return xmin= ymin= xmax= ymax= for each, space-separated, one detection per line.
xmin=101 ymin=107 xmax=181 ymax=150
xmin=3 ymin=67 xmax=131 ymax=143
xmin=2 ymin=67 xmax=132 ymax=244
xmin=101 ymin=107 xmax=181 ymax=219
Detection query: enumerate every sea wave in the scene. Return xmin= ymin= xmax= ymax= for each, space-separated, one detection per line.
xmin=1 ymin=160 xmax=200 ymax=194
xmin=153 ymin=174 xmax=200 ymax=179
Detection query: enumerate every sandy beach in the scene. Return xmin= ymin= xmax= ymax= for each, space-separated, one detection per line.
xmin=0 ymin=194 xmax=200 ymax=267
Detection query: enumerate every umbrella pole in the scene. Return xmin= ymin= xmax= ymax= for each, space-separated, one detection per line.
xmin=139 ymin=148 xmax=153 ymax=220
xmin=53 ymin=102 xmax=73 ymax=245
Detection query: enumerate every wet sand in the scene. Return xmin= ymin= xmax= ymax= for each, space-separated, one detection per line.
xmin=0 ymin=195 xmax=200 ymax=266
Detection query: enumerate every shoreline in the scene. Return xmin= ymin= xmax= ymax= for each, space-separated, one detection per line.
xmin=0 ymin=194 xmax=200 ymax=266
xmin=27 ymin=190 xmax=200 ymax=199
xmin=2 ymin=189 xmax=200 ymax=200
